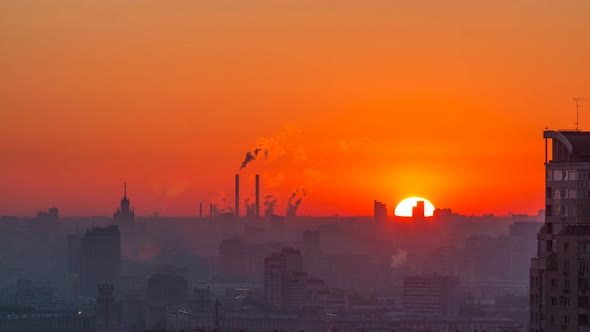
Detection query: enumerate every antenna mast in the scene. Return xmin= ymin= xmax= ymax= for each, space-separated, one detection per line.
xmin=574 ymin=97 xmax=584 ymax=130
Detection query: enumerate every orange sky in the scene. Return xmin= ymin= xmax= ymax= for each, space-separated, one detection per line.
xmin=1 ymin=0 xmax=589 ymax=216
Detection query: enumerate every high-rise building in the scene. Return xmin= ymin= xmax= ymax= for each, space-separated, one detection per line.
xmin=530 ymin=130 xmax=590 ymax=332
xmin=36 ymin=207 xmax=59 ymax=222
xmin=96 ymin=284 xmax=117 ymax=332
xmin=508 ymin=222 xmax=540 ymax=279
xmin=430 ymin=246 xmax=463 ymax=277
xmin=113 ymin=183 xmax=134 ymax=223
xmin=66 ymin=234 xmax=82 ymax=302
xmin=402 ymin=274 xmax=460 ymax=319
xmin=374 ymin=200 xmax=387 ymax=222
xmin=412 ymin=200 xmax=425 ymax=220
xmin=146 ymin=268 xmax=189 ymax=330
xmin=79 ymin=226 xmax=121 ymax=297
xmin=264 ymin=247 xmax=304 ymax=311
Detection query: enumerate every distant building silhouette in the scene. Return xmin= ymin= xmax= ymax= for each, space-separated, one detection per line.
xmin=66 ymin=233 xmax=82 ymax=302
xmin=531 ymin=130 xmax=590 ymax=331
xmin=146 ymin=267 xmax=188 ymax=330
xmin=373 ymin=200 xmax=387 ymax=222
xmin=264 ymin=247 xmax=304 ymax=311
xmin=36 ymin=207 xmax=59 ymax=222
xmin=402 ymin=274 xmax=460 ymax=319
xmin=79 ymin=225 xmax=121 ymax=297
xmin=113 ymin=182 xmax=134 ymax=223
xmin=412 ymin=200 xmax=425 ymax=220
xmin=95 ymin=284 xmax=117 ymax=332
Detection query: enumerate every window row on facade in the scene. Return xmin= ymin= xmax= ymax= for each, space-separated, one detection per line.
xmin=548 ymin=169 xmax=590 ymax=181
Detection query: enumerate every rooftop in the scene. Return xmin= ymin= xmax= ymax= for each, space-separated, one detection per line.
xmin=544 ymin=130 xmax=590 ymax=162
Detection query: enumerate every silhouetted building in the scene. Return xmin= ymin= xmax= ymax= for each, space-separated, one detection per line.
xmin=508 ymin=222 xmax=539 ymax=279
xmin=96 ymin=284 xmax=117 ymax=332
xmin=412 ymin=200 xmax=425 ymax=220
xmin=531 ymin=130 xmax=590 ymax=332
xmin=122 ymin=291 xmax=146 ymax=332
xmin=218 ymin=238 xmax=286 ymax=281
xmin=67 ymin=234 xmax=81 ymax=276
xmin=374 ymin=200 xmax=387 ymax=222
xmin=402 ymin=274 xmax=460 ymax=319
xmin=264 ymin=247 xmax=304 ymax=311
xmin=113 ymin=183 xmax=134 ymax=223
xmin=431 ymin=246 xmax=463 ymax=277
xmin=66 ymin=233 xmax=82 ymax=301
xmin=146 ymin=268 xmax=188 ymax=330
xmin=36 ymin=207 xmax=59 ymax=222
xmin=80 ymin=226 xmax=121 ymax=297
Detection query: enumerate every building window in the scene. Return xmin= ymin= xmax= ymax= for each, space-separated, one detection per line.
xmin=547 ymin=187 xmax=552 ymax=199
xmin=553 ymin=169 xmax=564 ymax=181
xmin=551 ymin=315 xmax=556 ymax=325
xmin=546 ymin=205 xmax=552 ymax=217
xmin=552 ymin=279 xmax=558 ymax=288
xmin=568 ymin=189 xmax=577 ymax=198
xmin=565 ymin=315 xmax=569 ymax=325
xmin=565 ymin=279 xmax=570 ymax=289
xmin=551 ymin=297 xmax=557 ymax=306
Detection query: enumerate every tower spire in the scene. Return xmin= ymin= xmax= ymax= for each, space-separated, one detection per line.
xmin=124 ymin=182 xmax=127 ymax=199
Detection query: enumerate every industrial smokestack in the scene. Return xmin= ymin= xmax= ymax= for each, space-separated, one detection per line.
xmin=235 ymin=174 xmax=240 ymax=218
xmin=255 ymin=174 xmax=260 ymax=217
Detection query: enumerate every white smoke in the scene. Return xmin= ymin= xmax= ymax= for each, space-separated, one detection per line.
xmin=390 ymin=249 xmax=408 ymax=268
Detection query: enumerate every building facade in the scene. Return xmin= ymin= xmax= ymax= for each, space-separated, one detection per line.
xmin=402 ymin=274 xmax=461 ymax=319
xmin=531 ymin=130 xmax=590 ymax=332
xmin=79 ymin=226 xmax=121 ymax=297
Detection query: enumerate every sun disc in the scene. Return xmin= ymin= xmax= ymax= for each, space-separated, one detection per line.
xmin=394 ymin=197 xmax=435 ymax=217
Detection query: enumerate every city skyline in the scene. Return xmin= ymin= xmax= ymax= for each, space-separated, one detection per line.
xmin=1 ymin=1 xmax=589 ymax=217
xmin=6 ymin=2 xmax=589 ymax=332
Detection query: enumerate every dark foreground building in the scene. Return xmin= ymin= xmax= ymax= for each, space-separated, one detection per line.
xmin=80 ymin=226 xmax=121 ymax=297
xmin=531 ymin=130 xmax=590 ymax=332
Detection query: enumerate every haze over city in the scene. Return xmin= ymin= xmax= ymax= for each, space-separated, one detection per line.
xmin=2 ymin=1 xmax=589 ymax=217
xmin=1 ymin=1 xmax=590 ymax=332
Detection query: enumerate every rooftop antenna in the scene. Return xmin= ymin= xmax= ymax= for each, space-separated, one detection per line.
xmin=574 ymin=97 xmax=585 ymax=130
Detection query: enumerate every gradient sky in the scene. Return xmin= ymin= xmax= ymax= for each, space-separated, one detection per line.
xmin=1 ymin=0 xmax=589 ymax=216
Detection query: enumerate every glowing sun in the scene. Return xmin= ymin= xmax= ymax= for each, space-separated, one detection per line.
xmin=394 ymin=197 xmax=435 ymax=217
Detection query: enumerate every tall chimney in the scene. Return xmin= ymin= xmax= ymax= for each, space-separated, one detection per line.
xmin=199 ymin=202 xmax=203 ymax=219
xmin=235 ymin=174 xmax=240 ymax=218
xmin=255 ymin=174 xmax=260 ymax=217
xmin=210 ymin=203 xmax=213 ymax=217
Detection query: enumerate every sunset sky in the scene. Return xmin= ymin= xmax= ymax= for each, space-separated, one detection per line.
xmin=1 ymin=0 xmax=589 ymax=216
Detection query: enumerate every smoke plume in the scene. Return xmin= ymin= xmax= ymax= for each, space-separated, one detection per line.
xmin=263 ymin=194 xmax=278 ymax=217
xmin=286 ymin=188 xmax=307 ymax=217
xmin=238 ymin=127 xmax=299 ymax=170
xmin=390 ymin=249 xmax=408 ymax=268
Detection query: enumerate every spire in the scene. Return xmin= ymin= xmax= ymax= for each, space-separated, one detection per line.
xmin=124 ymin=182 xmax=127 ymax=199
